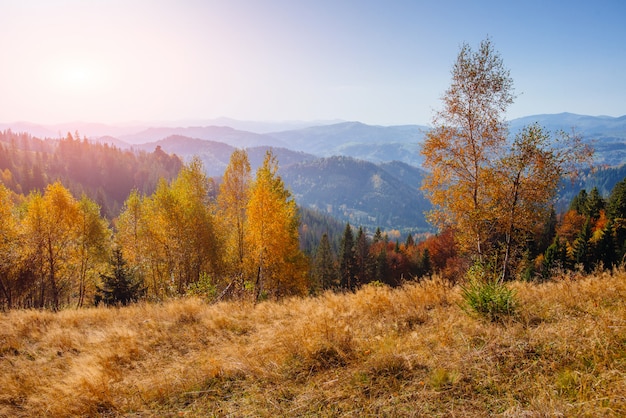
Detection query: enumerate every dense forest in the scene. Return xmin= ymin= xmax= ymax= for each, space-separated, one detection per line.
xmin=0 ymin=130 xmax=182 ymax=218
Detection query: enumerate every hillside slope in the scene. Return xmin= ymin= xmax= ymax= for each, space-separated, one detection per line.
xmin=282 ymin=156 xmax=431 ymax=232
xmin=1 ymin=272 xmax=624 ymax=416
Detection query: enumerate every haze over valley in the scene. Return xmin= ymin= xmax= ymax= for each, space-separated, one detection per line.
xmin=3 ymin=112 xmax=626 ymax=234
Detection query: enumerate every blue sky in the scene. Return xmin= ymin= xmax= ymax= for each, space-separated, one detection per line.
xmin=1 ymin=0 xmax=624 ymax=125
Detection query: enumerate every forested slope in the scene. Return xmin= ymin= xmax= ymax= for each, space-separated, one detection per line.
xmin=0 ymin=130 xmax=182 ymax=218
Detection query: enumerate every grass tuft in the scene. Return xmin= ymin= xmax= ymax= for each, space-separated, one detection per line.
xmin=461 ymin=278 xmax=517 ymax=322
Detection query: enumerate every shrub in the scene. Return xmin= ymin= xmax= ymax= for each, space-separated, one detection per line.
xmin=460 ymin=263 xmax=517 ymax=322
xmin=186 ymin=272 xmax=217 ymax=301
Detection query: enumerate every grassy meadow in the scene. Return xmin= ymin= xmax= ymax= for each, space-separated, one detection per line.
xmin=1 ymin=271 xmax=625 ymax=417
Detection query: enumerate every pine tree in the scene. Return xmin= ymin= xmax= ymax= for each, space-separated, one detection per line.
xmin=543 ymin=236 xmax=568 ymax=279
xmin=354 ymin=226 xmax=372 ymax=286
xmin=373 ymin=248 xmax=388 ymax=284
xmin=339 ymin=223 xmax=356 ymax=290
xmin=569 ymin=189 xmax=588 ymax=214
xmin=372 ymin=227 xmax=383 ymax=244
xmin=96 ymin=248 xmax=145 ymax=306
xmin=594 ymin=220 xmax=617 ymax=270
xmin=573 ymin=219 xmax=593 ymax=272
xmin=417 ymin=248 xmax=432 ymax=278
xmin=586 ymin=187 xmax=605 ymax=220
xmin=313 ymin=233 xmax=338 ymax=291
xmin=405 ymin=233 xmax=415 ymax=247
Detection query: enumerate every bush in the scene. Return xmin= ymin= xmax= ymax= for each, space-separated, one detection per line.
xmin=186 ymin=272 xmax=217 ymax=301
xmin=460 ymin=263 xmax=516 ymax=322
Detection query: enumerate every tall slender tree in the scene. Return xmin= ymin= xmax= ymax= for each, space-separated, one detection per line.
xmin=0 ymin=184 xmax=18 ymax=309
xmin=75 ymin=195 xmax=110 ymax=307
xmin=493 ymin=124 xmax=590 ymax=280
xmin=422 ymin=38 xmax=592 ymax=280
xmin=421 ymin=38 xmax=514 ymax=261
xmin=339 ymin=222 xmax=356 ymax=290
xmin=312 ymin=233 xmax=338 ymax=291
xmin=218 ymin=149 xmax=252 ymax=294
xmin=354 ymin=226 xmax=372 ymax=286
xmin=245 ymin=151 xmax=308 ymax=299
xmin=22 ymin=182 xmax=80 ymax=309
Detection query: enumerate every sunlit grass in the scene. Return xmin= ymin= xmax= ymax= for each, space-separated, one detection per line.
xmin=1 ymin=271 xmax=625 ymax=416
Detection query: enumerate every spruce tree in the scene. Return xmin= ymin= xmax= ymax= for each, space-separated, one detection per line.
xmin=594 ymin=220 xmax=617 ymax=270
xmin=339 ymin=223 xmax=356 ymax=290
xmin=96 ymin=248 xmax=145 ymax=306
xmin=354 ymin=227 xmax=372 ymax=286
xmin=313 ymin=233 xmax=338 ymax=291
xmin=573 ymin=219 xmax=593 ymax=273
xmin=586 ymin=187 xmax=605 ymax=220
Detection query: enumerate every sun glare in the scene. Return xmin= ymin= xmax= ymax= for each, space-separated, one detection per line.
xmin=64 ymin=67 xmax=90 ymax=86
xmin=50 ymin=60 xmax=106 ymax=95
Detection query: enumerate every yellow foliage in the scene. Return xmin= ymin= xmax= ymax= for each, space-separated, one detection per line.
xmin=245 ymin=151 xmax=308 ymax=299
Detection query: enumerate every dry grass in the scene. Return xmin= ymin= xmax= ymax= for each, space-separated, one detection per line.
xmin=1 ymin=272 xmax=625 ymax=417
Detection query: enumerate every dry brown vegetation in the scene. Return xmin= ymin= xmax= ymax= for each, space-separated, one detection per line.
xmin=1 ymin=270 xmax=625 ymax=417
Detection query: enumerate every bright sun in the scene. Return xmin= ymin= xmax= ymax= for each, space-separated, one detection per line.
xmin=64 ymin=67 xmax=90 ymax=86
xmin=50 ymin=60 xmax=105 ymax=95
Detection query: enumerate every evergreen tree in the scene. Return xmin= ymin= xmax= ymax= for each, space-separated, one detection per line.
xmin=569 ymin=189 xmax=588 ymax=214
xmin=416 ymin=248 xmax=432 ymax=278
xmin=594 ymin=220 xmax=617 ymax=270
xmin=373 ymin=248 xmax=388 ymax=283
xmin=95 ymin=248 xmax=145 ymax=306
xmin=608 ymin=178 xmax=626 ymax=220
xmin=543 ymin=236 xmax=568 ymax=279
xmin=354 ymin=227 xmax=372 ymax=286
xmin=339 ymin=223 xmax=356 ymax=290
xmin=608 ymin=178 xmax=626 ymax=261
xmin=405 ymin=233 xmax=415 ymax=247
xmin=372 ymin=227 xmax=383 ymax=244
xmin=313 ymin=233 xmax=338 ymax=291
xmin=573 ymin=219 xmax=593 ymax=272
xmin=586 ymin=187 xmax=605 ymax=220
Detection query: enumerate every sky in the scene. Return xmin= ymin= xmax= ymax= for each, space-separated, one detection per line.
xmin=1 ymin=0 xmax=625 ymax=126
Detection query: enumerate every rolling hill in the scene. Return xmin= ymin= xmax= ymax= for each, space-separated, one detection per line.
xmin=281 ymin=156 xmax=431 ymax=233
xmin=267 ymin=121 xmax=428 ymax=166
xmin=3 ymin=113 xmax=626 ymax=234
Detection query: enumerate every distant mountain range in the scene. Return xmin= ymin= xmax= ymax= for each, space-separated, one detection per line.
xmin=2 ymin=113 xmax=626 ymax=234
xmin=4 ymin=112 xmax=625 ymax=166
xmin=282 ymin=157 xmax=430 ymax=232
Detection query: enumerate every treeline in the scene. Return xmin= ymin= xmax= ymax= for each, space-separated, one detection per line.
xmin=310 ymin=224 xmax=439 ymax=292
xmin=0 ymin=130 xmax=182 ymax=217
xmin=536 ymin=183 xmax=626 ymax=276
xmin=2 ymin=128 xmax=626 ymax=311
xmin=0 ymin=149 xmax=310 ymax=310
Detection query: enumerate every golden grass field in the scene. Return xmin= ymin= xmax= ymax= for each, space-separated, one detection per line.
xmin=1 ymin=270 xmax=625 ymax=417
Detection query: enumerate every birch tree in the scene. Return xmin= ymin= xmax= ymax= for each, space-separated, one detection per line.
xmin=421 ymin=38 xmax=591 ymax=280
xmin=421 ymin=38 xmax=514 ymax=261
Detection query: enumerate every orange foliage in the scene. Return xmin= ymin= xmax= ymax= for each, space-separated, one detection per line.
xmin=557 ymin=210 xmax=586 ymax=245
xmin=417 ymin=228 xmax=457 ymax=272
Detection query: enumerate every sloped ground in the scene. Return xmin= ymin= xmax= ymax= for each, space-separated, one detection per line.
xmin=1 ymin=271 xmax=625 ymax=417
